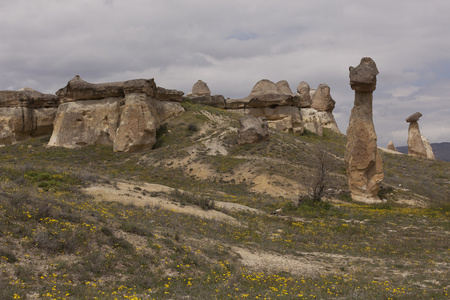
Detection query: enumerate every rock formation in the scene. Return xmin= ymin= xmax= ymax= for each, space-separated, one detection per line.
xmin=237 ymin=115 xmax=269 ymax=145
xmin=48 ymin=76 xmax=184 ymax=152
xmin=296 ymin=81 xmax=312 ymax=108
xmin=311 ymin=84 xmax=335 ymax=112
xmin=0 ymin=88 xmax=59 ymax=145
xmin=227 ymin=79 xmax=303 ymax=133
xmin=186 ymin=80 xmax=225 ymax=109
xmin=405 ymin=112 xmax=435 ymax=159
xmin=296 ymin=83 xmax=340 ymax=135
xmin=387 ymin=140 xmax=397 ymax=151
xmin=344 ymin=57 xmax=384 ymax=203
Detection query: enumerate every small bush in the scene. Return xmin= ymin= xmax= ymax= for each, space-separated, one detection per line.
xmin=187 ymin=123 xmax=199 ymax=132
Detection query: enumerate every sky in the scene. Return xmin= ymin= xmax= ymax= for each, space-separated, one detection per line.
xmin=1 ymin=0 xmax=449 ymax=147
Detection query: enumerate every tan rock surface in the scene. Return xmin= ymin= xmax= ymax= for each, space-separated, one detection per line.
xmin=248 ymin=106 xmax=303 ymax=133
xmin=345 ymin=57 xmax=384 ymax=203
xmin=226 ymin=79 xmax=295 ymax=109
xmin=311 ymin=84 xmax=335 ymax=112
xmin=49 ymin=76 xmax=184 ymax=152
xmin=0 ymin=88 xmax=59 ymax=145
xmin=405 ymin=112 xmax=434 ymax=159
xmin=387 ymin=140 xmax=397 ymax=151
xmin=237 ymin=115 xmax=269 ymax=145
xmin=406 ymin=121 xmax=427 ymax=158
xmin=296 ymin=81 xmax=312 ymax=108
xmin=300 ymin=108 xmax=323 ymax=136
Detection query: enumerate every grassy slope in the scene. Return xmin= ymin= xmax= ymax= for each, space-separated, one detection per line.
xmin=0 ymin=102 xmax=449 ymax=299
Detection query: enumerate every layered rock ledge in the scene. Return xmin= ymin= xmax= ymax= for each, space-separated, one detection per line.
xmin=48 ymin=76 xmax=184 ymax=152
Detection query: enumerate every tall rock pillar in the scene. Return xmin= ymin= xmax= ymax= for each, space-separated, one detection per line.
xmin=344 ymin=57 xmax=384 ymax=203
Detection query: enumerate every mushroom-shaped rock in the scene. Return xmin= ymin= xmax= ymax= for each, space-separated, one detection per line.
xmin=345 ymin=57 xmax=384 ymax=203
xmin=405 ymin=112 xmax=434 ymax=159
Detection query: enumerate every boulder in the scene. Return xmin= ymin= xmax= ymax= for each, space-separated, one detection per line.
xmin=48 ymin=76 xmax=184 ymax=152
xmin=275 ymin=80 xmax=294 ymax=95
xmin=186 ymin=80 xmax=226 ymax=108
xmin=387 ymin=140 xmax=397 ymax=151
xmin=345 ymin=57 xmax=384 ymax=203
xmin=0 ymin=88 xmax=59 ymax=145
xmin=296 ymin=81 xmax=312 ymax=108
xmin=311 ymin=84 xmax=335 ymax=112
xmin=237 ymin=115 xmax=269 ymax=145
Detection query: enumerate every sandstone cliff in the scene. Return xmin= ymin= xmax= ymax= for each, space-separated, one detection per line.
xmin=0 ymin=88 xmax=59 ymax=145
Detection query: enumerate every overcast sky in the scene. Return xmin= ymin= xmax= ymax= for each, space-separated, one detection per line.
xmin=1 ymin=0 xmax=449 ymax=146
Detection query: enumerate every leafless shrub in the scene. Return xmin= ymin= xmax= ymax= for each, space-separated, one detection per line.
xmin=299 ymin=148 xmax=336 ymax=204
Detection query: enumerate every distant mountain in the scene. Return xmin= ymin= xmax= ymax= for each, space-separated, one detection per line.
xmin=396 ymin=142 xmax=450 ymax=162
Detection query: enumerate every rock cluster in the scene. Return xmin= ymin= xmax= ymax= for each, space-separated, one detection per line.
xmin=0 ymin=88 xmax=59 ymax=145
xmin=405 ymin=112 xmax=435 ymax=159
xmin=344 ymin=57 xmax=384 ymax=203
xmin=47 ymin=76 xmax=184 ymax=152
xmin=186 ymin=79 xmax=341 ymax=136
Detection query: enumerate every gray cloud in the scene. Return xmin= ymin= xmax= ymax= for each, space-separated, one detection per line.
xmin=1 ymin=0 xmax=449 ymax=146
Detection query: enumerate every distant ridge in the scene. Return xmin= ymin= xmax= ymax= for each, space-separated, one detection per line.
xmin=396 ymin=142 xmax=450 ymax=162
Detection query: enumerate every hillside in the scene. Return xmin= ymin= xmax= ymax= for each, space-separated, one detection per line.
xmin=0 ymin=102 xmax=449 ymax=299
xmin=397 ymin=142 xmax=450 ymax=162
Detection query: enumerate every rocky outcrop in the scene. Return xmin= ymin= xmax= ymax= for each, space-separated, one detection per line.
xmin=226 ymin=79 xmax=296 ymax=109
xmin=237 ymin=115 xmax=269 ymax=145
xmin=387 ymin=140 xmax=397 ymax=151
xmin=344 ymin=57 xmax=384 ymax=203
xmin=0 ymin=88 xmax=59 ymax=145
xmin=406 ymin=112 xmax=435 ymax=159
xmin=227 ymin=80 xmax=303 ymax=133
xmin=186 ymin=80 xmax=225 ymax=108
xmin=48 ymin=76 xmax=184 ymax=152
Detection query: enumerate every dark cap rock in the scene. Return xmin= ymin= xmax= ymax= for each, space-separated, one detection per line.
xmin=406 ymin=112 xmax=422 ymax=123
xmin=349 ymin=57 xmax=379 ymax=92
